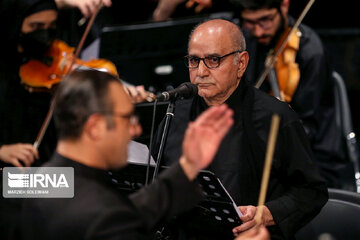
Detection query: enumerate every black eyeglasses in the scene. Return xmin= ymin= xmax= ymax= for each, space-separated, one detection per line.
xmin=99 ymin=111 xmax=139 ymax=126
xmin=184 ymin=50 xmax=243 ymax=69
xmin=241 ymin=11 xmax=278 ymax=30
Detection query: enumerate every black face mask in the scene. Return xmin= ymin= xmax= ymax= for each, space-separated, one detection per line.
xmin=19 ymin=28 xmax=56 ymax=58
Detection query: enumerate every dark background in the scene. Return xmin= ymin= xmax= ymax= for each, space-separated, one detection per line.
xmin=290 ymin=0 xmax=360 ymax=137
xmin=56 ymin=0 xmax=360 ymax=190
xmin=59 ymin=0 xmax=360 ymax=135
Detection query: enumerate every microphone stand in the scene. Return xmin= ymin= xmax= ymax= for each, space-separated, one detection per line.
xmin=152 ymin=100 xmax=176 ymax=182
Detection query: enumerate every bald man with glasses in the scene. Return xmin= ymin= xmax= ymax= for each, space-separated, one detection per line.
xmin=153 ymin=19 xmax=328 ymax=240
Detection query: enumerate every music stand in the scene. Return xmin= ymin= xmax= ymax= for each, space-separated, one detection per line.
xmin=109 ymin=162 xmax=242 ymax=235
xmin=108 ymin=162 xmax=156 ymax=194
xmin=98 ymin=17 xmax=204 ymax=92
xmin=97 ymin=13 xmax=233 ymax=92
xmin=176 ymin=170 xmax=242 ymax=237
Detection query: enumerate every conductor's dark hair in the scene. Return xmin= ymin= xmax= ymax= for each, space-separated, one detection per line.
xmin=230 ymin=0 xmax=282 ymax=11
xmin=53 ymin=69 xmax=120 ymax=140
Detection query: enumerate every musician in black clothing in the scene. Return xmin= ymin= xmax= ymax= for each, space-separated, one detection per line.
xmin=230 ymin=0 xmax=346 ymax=188
xmin=153 ymin=19 xmax=328 ymax=239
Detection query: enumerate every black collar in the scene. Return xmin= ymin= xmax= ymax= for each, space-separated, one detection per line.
xmin=50 ymin=152 xmax=112 ymax=183
xmin=190 ymin=80 xmax=247 ymax=126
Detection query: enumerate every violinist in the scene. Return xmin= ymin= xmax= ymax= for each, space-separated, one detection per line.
xmin=0 ymin=0 xmax=136 ymax=168
xmin=0 ymin=0 xmax=59 ymax=168
xmin=152 ymin=19 xmax=328 ymax=239
xmin=230 ymin=0 xmax=346 ymax=188
xmin=0 ymin=1 xmax=68 ymax=240
xmin=0 ymin=1 xmax=143 ymax=239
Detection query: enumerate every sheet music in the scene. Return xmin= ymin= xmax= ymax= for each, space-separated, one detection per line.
xmin=216 ymin=178 xmax=243 ymax=217
xmin=127 ymin=141 xmax=156 ymax=166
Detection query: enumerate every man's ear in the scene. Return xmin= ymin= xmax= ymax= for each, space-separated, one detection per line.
xmin=237 ymin=51 xmax=249 ymax=79
xmin=83 ymin=114 xmax=107 ymax=140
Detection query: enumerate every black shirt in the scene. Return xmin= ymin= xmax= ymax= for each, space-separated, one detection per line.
xmin=243 ymin=17 xmax=346 ymax=188
xmin=21 ymin=152 xmax=203 ymax=240
xmin=153 ymin=81 xmax=328 ymax=239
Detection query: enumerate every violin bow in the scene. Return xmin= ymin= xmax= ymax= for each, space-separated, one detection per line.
xmin=33 ymin=1 xmax=104 ymax=150
xmin=255 ymin=114 xmax=280 ymax=224
xmin=255 ymin=0 xmax=315 ymax=89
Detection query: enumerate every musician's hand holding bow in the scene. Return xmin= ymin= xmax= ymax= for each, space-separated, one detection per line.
xmin=55 ymin=0 xmax=112 ymax=18
xmin=0 ymin=143 xmax=38 ymax=168
xmin=125 ymin=85 xmax=155 ymax=103
xmin=232 ymin=205 xmax=275 ymax=236
xmin=153 ymin=0 xmax=212 ymax=21
xmin=185 ymin=0 xmax=212 ymax=13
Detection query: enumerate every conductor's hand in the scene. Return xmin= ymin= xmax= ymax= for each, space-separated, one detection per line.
xmin=233 ymin=206 xmax=275 ymax=236
xmin=0 ymin=143 xmax=39 ymax=168
xmin=234 ymin=225 xmax=270 ymax=240
xmin=180 ymin=104 xmax=233 ymax=180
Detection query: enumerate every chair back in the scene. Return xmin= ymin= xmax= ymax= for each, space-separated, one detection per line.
xmin=296 ymin=188 xmax=360 ymax=240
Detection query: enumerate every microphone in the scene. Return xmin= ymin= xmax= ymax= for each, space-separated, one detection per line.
xmin=156 ymin=82 xmax=198 ymax=101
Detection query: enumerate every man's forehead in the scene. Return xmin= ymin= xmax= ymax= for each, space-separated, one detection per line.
xmin=241 ymin=8 xmax=277 ymax=19
xmin=191 ymin=21 xmax=236 ymax=43
xmin=24 ymin=9 xmax=57 ymax=21
xmin=189 ymin=27 xmax=232 ymax=54
xmin=193 ymin=24 xmax=224 ymax=38
xmin=109 ymin=82 xmax=134 ymax=112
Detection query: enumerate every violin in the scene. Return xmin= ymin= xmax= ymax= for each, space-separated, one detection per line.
xmin=20 ymin=39 xmax=118 ymax=93
xmin=272 ymin=28 xmax=301 ymax=102
xmin=33 ymin=1 xmax=114 ymax=149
